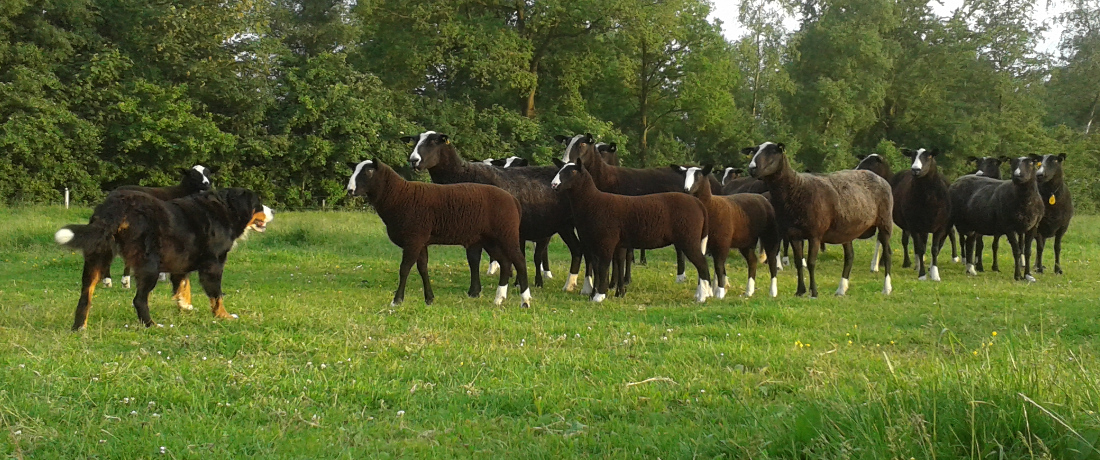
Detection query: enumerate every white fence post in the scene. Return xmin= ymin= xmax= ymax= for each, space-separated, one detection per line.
xmin=64 ymin=188 xmax=70 ymax=209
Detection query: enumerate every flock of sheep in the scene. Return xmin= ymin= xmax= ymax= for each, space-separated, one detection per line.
xmin=345 ymin=132 xmax=1073 ymax=308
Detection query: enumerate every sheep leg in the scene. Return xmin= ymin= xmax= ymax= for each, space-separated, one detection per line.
xmin=806 ymin=238 xmax=821 ymax=298
xmin=593 ymin=253 xmax=612 ymax=302
xmin=681 ymin=242 xmax=711 ymax=303
xmin=624 ymin=249 xmax=634 ymax=285
xmin=1005 ymin=232 xmax=1022 ymax=281
xmin=613 ymin=248 xmax=627 ymax=297
xmin=416 ymin=247 xmax=434 ymax=305
xmin=392 ymin=246 xmax=420 ymax=305
xmin=558 ymin=229 xmax=584 ymax=289
xmin=1022 ymin=231 xmax=1036 ymax=282
xmin=792 ymin=239 xmax=807 ymax=297
xmin=1053 ymin=230 xmax=1065 ymax=274
xmin=638 ymin=249 xmax=647 ymax=265
xmin=131 ymin=269 xmax=160 ymax=328
xmin=974 ymin=236 xmax=985 ymax=272
xmin=536 ymin=237 xmax=552 ymax=284
xmin=929 ymin=229 xmax=948 ymax=281
xmin=781 ymin=238 xmax=790 ymax=266
xmin=675 ymin=248 xmax=687 ymax=283
xmin=949 ymin=227 xmax=960 ymax=263
xmin=121 ymin=265 xmax=132 ymax=289
xmin=835 ymin=242 xmax=853 ymax=296
xmin=736 ymin=247 xmax=752 ymax=298
xmin=901 ymin=230 xmax=912 ymax=268
xmin=915 ymin=232 xmax=929 ymax=280
xmin=465 ymin=246 xmax=483 ymax=298
xmin=1034 ymin=235 xmax=1046 ymax=274
xmin=877 ymin=226 xmax=893 ymax=295
xmin=71 ymin=251 xmax=111 ymax=331
xmin=502 ymin=241 xmax=531 ymax=307
xmin=764 ymin=236 xmax=780 ymax=297
xmin=990 ymin=235 xmax=1001 ymax=272
xmin=964 ymin=232 xmax=979 ymax=276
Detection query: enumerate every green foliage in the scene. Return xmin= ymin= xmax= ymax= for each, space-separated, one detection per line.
xmin=1 ymin=0 xmax=1098 ymax=210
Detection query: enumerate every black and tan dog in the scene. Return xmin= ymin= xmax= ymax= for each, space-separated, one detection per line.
xmin=55 ymin=188 xmax=272 ymax=331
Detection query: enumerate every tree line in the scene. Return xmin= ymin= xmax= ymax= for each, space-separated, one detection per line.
xmin=2 ymin=0 xmax=1098 ymax=210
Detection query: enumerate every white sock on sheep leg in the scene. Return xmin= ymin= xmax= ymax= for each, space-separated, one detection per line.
xmin=1025 ymin=273 xmax=1037 ymax=283
xmin=159 ymin=272 xmax=168 ymax=281
xmin=520 ymin=288 xmax=532 ymax=308
xmin=121 ymin=275 xmax=131 ymax=289
xmin=870 ymin=241 xmax=881 ymax=272
xmin=494 ymin=285 xmax=508 ymax=306
xmin=744 ymin=277 xmax=755 ymax=297
xmin=695 ymin=279 xmax=711 ymax=302
xmin=543 ymin=270 xmax=553 ymax=279
xmin=769 ymin=276 xmax=778 ymax=297
xmin=782 ymin=256 xmax=790 ymax=265
xmin=487 ymin=261 xmax=500 ymax=275
xmin=883 ymin=274 xmax=893 ymax=295
xmin=929 ymin=265 xmax=941 ymax=282
xmin=953 ymin=256 xmax=961 ymax=263
xmin=563 ymin=273 xmax=579 ymax=292
xmin=580 ymin=276 xmax=594 ymax=295
xmin=102 ymin=277 xmax=113 ymax=288
xmin=836 ymin=277 xmax=849 ymax=296
xmin=966 ymin=263 xmax=977 ymax=276
xmin=676 ymin=273 xmax=687 ymax=283
xmin=775 ymin=256 xmax=784 ymax=271
xmin=802 ymin=258 xmax=808 ymax=268
xmin=591 ymin=292 xmax=606 ymax=302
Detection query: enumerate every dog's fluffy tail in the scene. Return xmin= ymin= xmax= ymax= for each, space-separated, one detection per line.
xmin=55 ymin=223 xmax=112 ymax=253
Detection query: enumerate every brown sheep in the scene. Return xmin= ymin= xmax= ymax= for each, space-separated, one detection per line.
xmin=674 ymin=165 xmax=781 ymax=298
xmin=551 ymin=159 xmax=713 ymax=302
xmin=347 ymin=159 xmax=531 ymax=308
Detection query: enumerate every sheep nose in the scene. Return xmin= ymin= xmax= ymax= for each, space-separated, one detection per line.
xmin=911 ymin=167 xmax=921 ymax=174
xmin=747 ymin=166 xmax=757 ymax=177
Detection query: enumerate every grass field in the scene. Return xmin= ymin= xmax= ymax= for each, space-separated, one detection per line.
xmin=2 ymin=205 xmax=1099 ymax=458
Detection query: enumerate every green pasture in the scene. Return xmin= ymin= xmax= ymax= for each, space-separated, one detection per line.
xmin=1 ymin=206 xmax=1098 ymax=458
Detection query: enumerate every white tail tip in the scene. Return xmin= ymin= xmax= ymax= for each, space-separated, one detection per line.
xmin=54 ymin=228 xmax=74 ymax=245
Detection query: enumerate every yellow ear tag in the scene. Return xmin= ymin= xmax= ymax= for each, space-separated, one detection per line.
xmin=1049 ymin=195 xmax=1056 ymax=205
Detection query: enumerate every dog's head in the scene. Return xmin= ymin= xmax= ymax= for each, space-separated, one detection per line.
xmin=217 ymin=188 xmax=273 ymax=235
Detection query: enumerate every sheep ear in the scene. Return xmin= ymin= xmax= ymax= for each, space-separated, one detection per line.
xmin=930 ymin=149 xmax=942 ymax=157
xmin=741 ymin=147 xmax=756 ymax=156
xmin=400 ymin=136 xmax=416 ymax=145
xmin=554 ymin=135 xmax=570 ymax=144
xmin=966 ymin=156 xmax=978 ymax=163
xmin=733 ymin=168 xmax=744 ymax=175
xmin=669 ymin=164 xmax=686 ymax=173
xmin=606 ymin=143 xmax=617 ymax=152
xmin=776 ymin=143 xmax=786 ymax=153
xmin=997 ymin=155 xmax=1010 ymax=163
xmin=701 ymin=165 xmax=713 ymax=176
xmin=490 ymin=159 xmax=506 ymax=167
xmin=855 ymin=154 xmax=867 ymax=160
xmin=584 ymin=133 xmax=594 ymax=143
xmin=900 ymin=148 xmax=914 ymax=157
xmin=514 ymin=158 xmax=529 ymax=166
xmin=439 ymin=134 xmax=450 ymax=144
xmin=1029 ymin=154 xmax=1043 ymax=163
xmin=347 ymin=162 xmax=360 ymax=171
xmin=371 ymin=157 xmax=383 ymax=168
xmin=552 ymin=158 xmax=566 ymax=168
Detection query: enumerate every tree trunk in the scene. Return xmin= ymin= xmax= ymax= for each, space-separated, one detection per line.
xmin=1086 ymin=89 xmax=1099 ymax=135
xmin=523 ymin=61 xmax=538 ymax=118
xmin=751 ymin=33 xmax=762 ymax=119
xmin=639 ymin=39 xmax=650 ymax=167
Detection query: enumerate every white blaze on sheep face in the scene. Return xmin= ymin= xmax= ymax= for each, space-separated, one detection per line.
xmin=562 ymin=135 xmax=585 ymax=162
xmin=748 ymin=141 xmax=774 ymax=170
xmin=503 ymin=156 xmax=522 ymax=168
xmin=721 ymin=167 xmax=736 ymax=185
xmin=193 ymin=165 xmax=211 ymax=184
xmin=911 ymin=149 xmax=925 ymax=171
xmin=409 ymin=131 xmax=436 ymax=167
xmin=551 ymin=163 xmax=573 ymax=189
xmin=347 ymin=160 xmax=374 ymax=193
xmin=683 ymin=166 xmax=700 ymax=192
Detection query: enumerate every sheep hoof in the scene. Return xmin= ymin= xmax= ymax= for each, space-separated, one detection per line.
xmin=591 ymin=293 xmax=606 ymax=303
xmin=918 ymin=275 xmax=927 ymax=281
xmin=902 ymin=260 xmax=911 ymax=268
xmin=121 ymin=276 xmax=131 ymax=289
xmin=952 ymin=256 xmax=961 ymax=263
xmin=390 ymin=299 xmax=403 ymax=307
xmin=1035 ymin=266 xmax=1045 ymax=274
xmin=486 ymin=261 xmax=500 ymax=275
xmin=424 ymin=297 xmax=434 ymax=306
xmin=1054 ymin=266 xmax=1063 ymax=275
xmin=929 ymin=266 xmax=941 ymax=282
xmin=543 ymin=270 xmax=553 ymax=279
xmin=102 ymin=277 xmax=113 ymax=288
xmin=158 ymin=272 xmax=169 ymax=281
xmin=177 ymin=302 xmax=194 ymax=312
xmin=675 ymin=273 xmax=687 ymax=283
xmin=1025 ymin=274 xmax=1037 ymax=283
